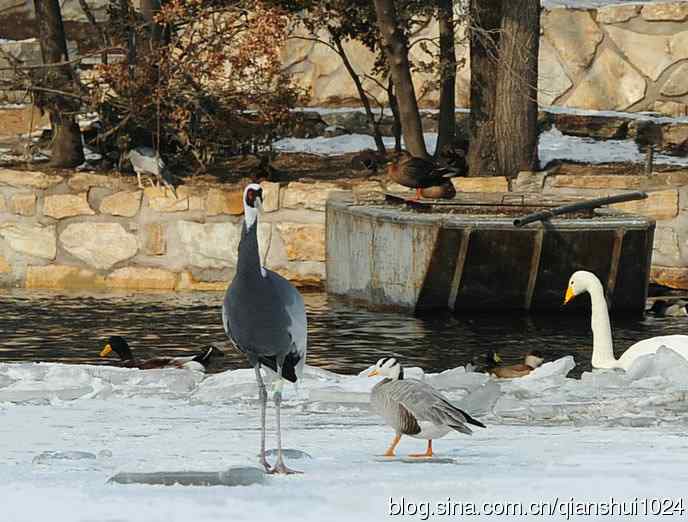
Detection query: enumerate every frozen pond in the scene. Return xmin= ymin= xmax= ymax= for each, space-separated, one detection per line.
xmin=3 ymin=290 xmax=688 ymax=521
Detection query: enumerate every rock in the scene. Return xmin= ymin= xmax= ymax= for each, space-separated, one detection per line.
xmin=281 ymin=181 xmax=347 ymax=211
xmin=661 ymin=63 xmax=688 ymax=97
xmin=274 ymin=262 xmax=325 ymax=288
xmin=177 ymin=271 xmax=227 ymax=292
xmin=653 ymin=226 xmax=680 ymax=266
xmin=0 ymin=169 xmax=62 ymax=189
xmin=67 ymin=173 xmax=124 ymax=192
xmin=653 ymin=101 xmax=688 ymax=118
xmin=175 ymin=186 xmax=204 ymax=211
xmin=605 ymin=26 xmax=688 ymax=81
xmin=25 ymin=265 xmax=105 ymax=290
xmin=612 ymin=189 xmax=678 ymax=220
xmin=452 ymin=177 xmax=509 ymax=193
xmin=320 ymin=111 xmax=371 ymax=134
xmin=641 ymin=4 xmax=688 ymax=21
xmin=546 ymin=175 xmax=645 ymax=190
xmin=143 ymin=223 xmax=166 ymax=256
xmin=549 ymin=113 xmax=629 ymax=139
xmin=43 ymin=193 xmax=95 ymax=219
xmin=0 ymin=223 xmax=56 ymax=259
xmin=175 ymin=222 xmax=236 ymax=269
xmin=10 ymin=193 xmax=36 ymax=216
xmin=59 ymin=223 xmax=138 ymax=270
xmin=565 ymin=47 xmax=646 ymax=110
xmin=106 ymin=267 xmax=178 ymax=291
xmin=146 ymin=187 xmax=190 ymax=213
xmin=538 ymin=38 xmax=572 ymax=106
xmin=275 ymin=223 xmax=326 ymax=262
xmin=0 ymin=255 xmax=9 ymax=273
xmin=542 ymin=9 xmax=603 ymax=75
xmin=651 ymin=266 xmax=688 ymax=290
xmin=206 ymin=188 xmax=243 ymax=216
xmin=261 ymin=181 xmax=280 ymax=212
xmin=99 ymin=191 xmax=142 ymax=217
xmin=512 ymin=171 xmax=547 ymax=192
xmin=597 ymin=4 xmax=640 ymax=24
xmin=661 ymin=124 xmax=688 ymax=155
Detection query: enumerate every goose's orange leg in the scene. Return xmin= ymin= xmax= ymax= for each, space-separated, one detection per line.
xmin=383 ymin=434 xmax=402 ymax=457
xmin=409 ymin=440 xmax=433 ymax=458
xmin=414 ymin=188 xmax=422 ymax=200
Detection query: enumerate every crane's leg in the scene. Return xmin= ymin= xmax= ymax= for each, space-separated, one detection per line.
xmin=137 ymin=172 xmax=144 ymax=189
xmin=383 ymin=433 xmax=402 ymax=457
xmin=254 ymin=366 xmax=271 ymax=473
xmin=271 ymin=374 xmax=301 ymax=474
xmin=408 ymin=440 xmax=433 ymax=458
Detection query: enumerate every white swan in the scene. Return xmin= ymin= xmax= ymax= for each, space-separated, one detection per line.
xmin=564 ymin=270 xmax=688 ymax=370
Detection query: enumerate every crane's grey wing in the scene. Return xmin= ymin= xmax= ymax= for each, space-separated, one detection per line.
xmin=266 ymin=268 xmax=307 ymax=370
xmin=380 ymin=379 xmax=477 ymax=435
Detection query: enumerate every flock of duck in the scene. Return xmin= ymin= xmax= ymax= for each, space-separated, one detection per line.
xmin=96 ymin=183 xmax=688 ymax=475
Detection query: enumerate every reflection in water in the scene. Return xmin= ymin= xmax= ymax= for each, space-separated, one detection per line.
xmin=0 ymin=289 xmax=685 ymax=377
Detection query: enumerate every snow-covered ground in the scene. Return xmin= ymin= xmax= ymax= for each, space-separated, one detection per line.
xmin=3 ymin=350 xmax=688 ymax=521
xmin=274 ymin=127 xmax=688 ymax=167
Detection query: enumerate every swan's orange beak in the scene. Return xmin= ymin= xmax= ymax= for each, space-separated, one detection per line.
xmin=100 ymin=344 xmax=112 ymax=357
xmin=368 ymin=369 xmax=380 ymax=377
xmin=564 ymin=286 xmax=575 ymax=305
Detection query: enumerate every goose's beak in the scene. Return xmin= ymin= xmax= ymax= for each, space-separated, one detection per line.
xmin=100 ymin=344 xmax=112 ymax=357
xmin=564 ymin=286 xmax=575 ymax=305
xmin=368 ymin=369 xmax=380 ymax=377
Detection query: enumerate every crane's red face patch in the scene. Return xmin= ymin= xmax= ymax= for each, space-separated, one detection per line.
xmin=245 ymin=187 xmax=263 ymax=208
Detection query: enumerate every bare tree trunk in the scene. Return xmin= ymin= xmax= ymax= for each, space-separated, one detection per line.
xmin=467 ymin=0 xmax=501 ymax=177
xmin=387 ymin=79 xmax=403 ymax=153
xmin=435 ymin=0 xmax=456 ymax=158
xmin=34 ymin=0 xmax=84 ymax=167
xmin=334 ymin=37 xmax=386 ymax=156
xmin=494 ymin=0 xmax=540 ymax=177
xmin=373 ymin=0 xmax=428 ymax=158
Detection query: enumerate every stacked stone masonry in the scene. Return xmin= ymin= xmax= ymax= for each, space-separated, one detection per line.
xmin=2 ymin=168 xmax=688 ymax=291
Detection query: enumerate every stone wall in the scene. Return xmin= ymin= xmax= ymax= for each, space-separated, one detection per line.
xmin=0 ymin=169 xmax=332 ymax=291
xmin=2 ymin=167 xmax=688 ymax=291
xmin=284 ymin=2 xmax=688 ymax=116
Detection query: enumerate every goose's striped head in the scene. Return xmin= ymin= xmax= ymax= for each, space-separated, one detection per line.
xmin=368 ymin=357 xmax=403 ymax=380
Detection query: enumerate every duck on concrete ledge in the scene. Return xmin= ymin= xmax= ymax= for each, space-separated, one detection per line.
xmin=387 ymin=151 xmax=460 ymax=200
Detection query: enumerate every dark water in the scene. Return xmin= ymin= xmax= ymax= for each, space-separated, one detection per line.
xmin=0 ymin=289 xmax=686 ymax=377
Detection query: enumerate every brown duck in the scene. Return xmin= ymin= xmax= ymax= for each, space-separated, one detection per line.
xmin=487 ymin=351 xmax=544 ymax=379
xmin=387 ymin=152 xmax=458 ymax=199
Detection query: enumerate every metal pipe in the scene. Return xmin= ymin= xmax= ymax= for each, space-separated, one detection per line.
xmin=513 ymin=191 xmax=648 ymax=227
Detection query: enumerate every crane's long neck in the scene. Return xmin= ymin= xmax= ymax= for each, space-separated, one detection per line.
xmin=587 ymin=282 xmax=617 ymax=369
xmin=236 ymin=220 xmax=264 ymax=280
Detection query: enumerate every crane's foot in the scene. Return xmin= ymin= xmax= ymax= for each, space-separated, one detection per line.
xmin=259 ymin=457 xmax=273 ymax=474
xmin=269 ymin=460 xmax=302 ymax=475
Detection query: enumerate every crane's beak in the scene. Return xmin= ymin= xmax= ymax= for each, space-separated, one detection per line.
xmin=100 ymin=344 xmax=112 ymax=357
xmin=564 ymin=286 xmax=575 ymax=305
xmin=368 ymin=369 xmax=380 ymax=377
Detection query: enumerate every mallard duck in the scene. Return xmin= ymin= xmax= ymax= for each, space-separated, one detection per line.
xmin=99 ymin=336 xmax=224 ymax=372
xmin=564 ymin=271 xmax=688 ymax=370
xmin=387 ymin=152 xmax=458 ymax=199
xmin=368 ymin=357 xmax=485 ymax=458
xmin=486 ymin=351 xmax=544 ymax=378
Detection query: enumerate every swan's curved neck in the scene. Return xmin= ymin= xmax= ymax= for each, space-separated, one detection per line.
xmin=587 ymin=282 xmax=617 ymax=368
